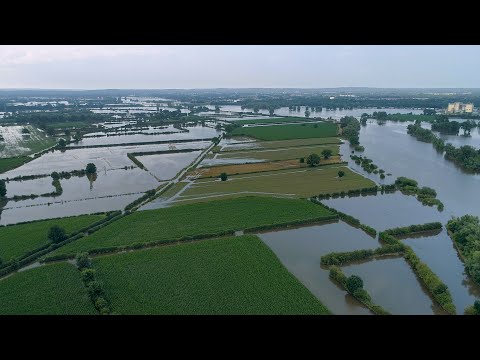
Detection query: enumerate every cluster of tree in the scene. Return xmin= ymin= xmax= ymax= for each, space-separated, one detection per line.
xmin=395 ymin=176 xmax=443 ymax=210
xmin=76 ymin=253 xmax=111 ymax=315
xmin=0 ymin=179 xmax=6 ymax=198
xmin=446 ymin=215 xmax=480 ymax=285
xmin=340 ymin=116 xmax=360 ymax=146
xmin=1 ymin=110 xmax=110 ymax=127
xmin=464 ymin=300 xmax=480 ymax=315
xmin=384 ymin=222 xmax=442 ymax=237
xmin=431 ymin=115 xmax=461 ymax=134
xmin=350 ymin=154 xmax=385 ymax=177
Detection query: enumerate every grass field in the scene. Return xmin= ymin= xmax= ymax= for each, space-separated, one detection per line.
xmin=232 ymin=117 xmax=314 ymax=125
xmin=221 ymin=137 xmax=342 ymax=152
xmin=0 ymin=214 xmax=105 ymax=262
xmin=180 ymin=166 xmax=375 ymax=199
xmin=0 ymin=156 xmax=30 ymax=174
xmin=155 ymin=181 xmax=189 ymax=200
xmin=217 ymin=144 xmax=339 ymax=161
xmin=93 ymin=235 xmax=330 ymax=314
xmin=0 ymin=262 xmax=96 ymax=315
xmin=53 ymin=197 xmax=335 ymax=255
xmin=231 ymin=122 xmax=338 ymax=141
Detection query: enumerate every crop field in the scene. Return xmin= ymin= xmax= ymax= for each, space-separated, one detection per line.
xmin=0 ymin=214 xmax=105 ymax=261
xmin=217 ymin=145 xmax=340 ymax=161
xmin=0 ymin=125 xmax=56 ymax=158
xmin=220 ymin=137 xmax=342 ymax=152
xmin=188 ymin=160 xmax=304 ymax=178
xmin=231 ymin=122 xmax=338 ymax=141
xmin=0 ymin=156 xmax=30 ymax=174
xmin=0 ymin=262 xmax=96 ymax=315
xmin=93 ymin=235 xmax=330 ymax=314
xmin=180 ymin=166 xmax=375 ymax=199
xmin=232 ymin=117 xmax=313 ymax=125
xmin=53 ymin=197 xmax=335 ymax=255
xmin=154 ymin=181 xmax=189 ymax=201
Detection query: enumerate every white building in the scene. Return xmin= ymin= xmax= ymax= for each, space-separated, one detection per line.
xmin=447 ymin=102 xmax=474 ymax=114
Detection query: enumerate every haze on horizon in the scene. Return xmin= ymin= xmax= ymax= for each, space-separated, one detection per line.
xmin=0 ymin=45 xmax=479 ymax=89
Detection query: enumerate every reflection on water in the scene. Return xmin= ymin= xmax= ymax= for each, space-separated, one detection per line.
xmin=259 ymin=221 xmax=379 ymax=315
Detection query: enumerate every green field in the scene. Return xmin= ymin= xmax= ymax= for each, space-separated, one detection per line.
xmin=218 ymin=144 xmax=339 ymax=161
xmin=180 ymin=166 xmax=375 ymax=199
xmin=0 ymin=214 xmax=105 ymax=262
xmin=155 ymin=181 xmax=189 ymax=201
xmin=231 ymin=122 xmax=338 ymax=141
xmin=0 ymin=156 xmax=30 ymax=174
xmin=232 ymin=117 xmax=314 ymax=125
xmin=93 ymin=235 xmax=330 ymax=314
xmin=53 ymin=197 xmax=335 ymax=255
xmin=0 ymin=262 xmax=96 ymax=315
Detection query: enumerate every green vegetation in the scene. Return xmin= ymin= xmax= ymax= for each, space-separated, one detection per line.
xmin=329 ymin=266 xmax=390 ymax=315
xmin=395 ymin=176 xmax=444 ymax=211
xmin=464 ymin=300 xmax=480 ymax=315
xmin=0 ymin=263 xmax=96 ymax=315
xmin=0 ymin=214 xmax=105 ymax=262
xmin=218 ymin=144 xmax=339 ymax=162
xmin=93 ymin=235 xmax=330 ymax=314
xmin=86 ymin=162 xmax=97 ymax=174
xmin=220 ymin=172 xmax=228 ymax=181
xmin=371 ymin=112 xmax=436 ymax=123
xmin=306 ymin=153 xmax=320 ymax=167
xmin=407 ymin=122 xmax=480 ymax=172
xmin=338 ymin=170 xmax=345 ymax=178
xmin=245 ymin=137 xmax=342 ymax=150
xmin=340 ymin=116 xmax=360 ymax=146
xmin=181 ymin=166 xmax=375 ymax=200
xmin=231 ymin=122 xmax=338 ymax=141
xmin=0 ymin=179 xmax=5 ymax=197
xmin=384 ymin=222 xmax=442 ymax=237
xmin=403 ymin=247 xmax=456 ymax=314
xmin=53 ymin=197 xmax=336 ymax=256
xmin=233 ymin=117 xmax=310 ymax=125
xmin=447 ymin=215 xmax=480 ymax=285
xmin=48 ymin=225 xmax=67 ymax=243
xmin=0 ymin=155 xmax=32 ymax=174
xmin=321 ymin=245 xmax=406 ymax=266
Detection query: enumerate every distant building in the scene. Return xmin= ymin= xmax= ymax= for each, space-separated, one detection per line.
xmin=447 ymin=102 xmax=474 ymax=114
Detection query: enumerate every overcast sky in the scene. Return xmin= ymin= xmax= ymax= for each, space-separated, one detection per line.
xmin=0 ymin=45 xmax=478 ymax=89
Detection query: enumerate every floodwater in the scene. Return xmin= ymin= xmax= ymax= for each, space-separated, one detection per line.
xmin=67 ymin=125 xmax=218 ymax=147
xmin=220 ymin=105 xmax=423 ymax=119
xmin=259 ymin=221 xmax=379 ymax=315
xmin=5 ymin=177 xmax=54 ymax=197
xmin=0 ymin=193 xmax=141 ymax=225
xmin=137 ymin=151 xmax=202 ymax=180
xmin=342 ymin=257 xmax=444 ymax=315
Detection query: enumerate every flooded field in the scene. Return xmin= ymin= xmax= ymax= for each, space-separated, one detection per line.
xmin=137 ymin=151 xmax=202 ymax=180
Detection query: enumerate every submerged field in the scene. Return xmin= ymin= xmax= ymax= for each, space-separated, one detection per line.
xmin=231 ymin=122 xmax=338 ymax=141
xmin=0 ymin=125 xmax=56 ymax=158
xmin=179 ymin=166 xmax=375 ymax=200
xmin=93 ymin=235 xmax=330 ymax=314
xmin=0 ymin=262 xmax=96 ymax=315
xmin=52 ymin=197 xmax=335 ymax=255
xmin=0 ymin=214 xmax=105 ymax=261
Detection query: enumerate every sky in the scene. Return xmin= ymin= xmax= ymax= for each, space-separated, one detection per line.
xmin=0 ymin=45 xmax=479 ymax=89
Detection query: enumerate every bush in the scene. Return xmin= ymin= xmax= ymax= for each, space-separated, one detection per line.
xmin=338 ymin=170 xmax=345 ymax=178
xmin=75 ymin=252 xmax=91 ymax=270
xmin=48 ymin=225 xmax=67 ymax=243
xmin=346 ymin=275 xmax=363 ymax=293
xmin=329 ymin=266 xmax=347 ymax=286
xmin=87 ymin=280 xmax=105 ymax=300
xmin=220 ymin=173 xmax=228 ymax=181
xmin=306 ymin=153 xmax=320 ymax=167
xmin=353 ymin=288 xmax=371 ymax=303
xmin=299 ymin=157 xmax=305 ymax=163
xmin=81 ymin=268 xmax=96 ymax=283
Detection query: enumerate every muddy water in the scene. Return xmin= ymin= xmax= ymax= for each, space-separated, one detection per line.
xmin=137 ymin=151 xmax=202 ymax=180
xmin=5 ymin=177 xmax=54 ymax=197
xmin=342 ymin=257 xmax=444 ymax=315
xmin=259 ymin=221 xmax=379 ymax=315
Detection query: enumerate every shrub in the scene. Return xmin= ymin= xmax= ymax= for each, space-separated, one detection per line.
xmin=81 ymin=268 xmax=96 ymax=283
xmin=220 ymin=173 xmax=228 ymax=181
xmin=48 ymin=225 xmax=67 ymax=243
xmin=75 ymin=252 xmax=91 ymax=270
xmin=346 ymin=275 xmax=364 ymax=293
xmin=353 ymin=288 xmax=371 ymax=303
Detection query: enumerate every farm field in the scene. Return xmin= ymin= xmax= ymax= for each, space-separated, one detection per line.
xmin=52 ymin=197 xmax=335 ymax=255
xmin=0 ymin=262 xmax=96 ymax=315
xmin=0 ymin=125 xmax=57 ymax=158
xmin=217 ymin=144 xmax=340 ymax=161
xmin=231 ymin=122 xmax=338 ymax=140
xmin=231 ymin=117 xmax=313 ymax=125
xmin=93 ymin=235 xmax=330 ymax=314
xmin=220 ymin=137 xmax=342 ymax=152
xmin=0 ymin=214 xmax=105 ymax=261
xmin=0 ymin=156 xmax=30 ymax=174
xmin=180 ymin=166 xmax=375 ymax=199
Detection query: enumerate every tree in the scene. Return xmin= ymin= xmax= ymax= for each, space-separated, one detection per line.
xmin=48 ymin=225 xmax=67 ymax=243
xmin=65 ymin=129 xmax=71 ymax=137
xmin=474 ymin=300 xmax=480 ymax=314
xmin=306 ymin=153 xmax=320 ymax=167
xmin=0 ymin=179 xmax=6 ymax=198
xmin=220 ymin=173 xmax=228 ymax=181
xmin=305 ymin=110 xmax=311 ymax=118
xmin=299 ymin=157 xmax=305 ymax=163
xmin=338 ymin=170 xmax=345 ymax=178
xmin=269 ymin=107 xmax=275 ymax=116
xmin=86 ymin=163 xmax=97 ymax=174
xmin=346 ymin=275 xmax=363 ymax=293
xmin=253 ymin=105 xmax=260 ymax=114
xmin=58 ymin=138 xmax=66 ymax=148
xmin=51 ymin=171 xmax=60 ymax=180
xmin=21 ymin=127 xmax=30 ymax=134
xmin=75 ymin=252 xmax=91 ymax=270
xmin=321 ymin=149 xmax=333 ymax=159
xmin=215 ymin=105 xmax=220 ymax=113
xmin=215 ymin=124 xmax=222 ymax=131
